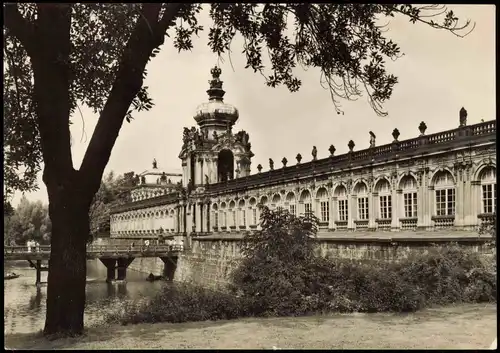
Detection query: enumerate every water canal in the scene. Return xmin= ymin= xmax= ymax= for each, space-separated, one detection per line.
xmin=4 ymin=259 xmax=163 ymax=334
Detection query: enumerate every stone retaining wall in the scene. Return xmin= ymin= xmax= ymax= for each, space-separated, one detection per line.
xmin=101 ymin=234 xmax=494 ymax=288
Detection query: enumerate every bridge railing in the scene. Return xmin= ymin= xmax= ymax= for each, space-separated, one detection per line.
xmin=4 ymin=245 xmax=51 ymax=254
xmin=86 ymin=244 xmax=184 ymax=253
xmin=4 ymin=244 xmax=184 ymax=255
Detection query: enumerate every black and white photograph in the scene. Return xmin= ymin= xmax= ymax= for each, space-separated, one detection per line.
xmin=3 ymin=3 xmax=496 ymax=350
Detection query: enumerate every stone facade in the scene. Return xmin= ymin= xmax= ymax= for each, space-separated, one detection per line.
xmin=108 ymin=68 xmax=496 ymax=284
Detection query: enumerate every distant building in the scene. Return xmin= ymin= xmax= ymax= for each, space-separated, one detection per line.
xmin=110 ymin=68 xmax=496 ymax=243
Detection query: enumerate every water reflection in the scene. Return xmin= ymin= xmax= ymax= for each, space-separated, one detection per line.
xmin=28 ymin=287 xmax=43 ymax=311
xmin=4 ymin=259 xmax=164 ymax=335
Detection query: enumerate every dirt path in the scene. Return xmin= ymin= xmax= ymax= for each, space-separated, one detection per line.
xmin=5 ymin=304 xmax=497 ymax=350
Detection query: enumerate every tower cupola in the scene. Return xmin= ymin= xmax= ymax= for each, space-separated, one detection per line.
xmin=193 ymin=67 xmax=239 ymax=136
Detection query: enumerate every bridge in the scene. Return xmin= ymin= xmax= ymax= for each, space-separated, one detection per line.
xmin=4 ymin=245 xmax=183 ymax=284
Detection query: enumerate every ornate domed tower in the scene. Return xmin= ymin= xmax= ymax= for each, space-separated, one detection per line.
xmin=179 ymin=67 xmax=254 ymax=188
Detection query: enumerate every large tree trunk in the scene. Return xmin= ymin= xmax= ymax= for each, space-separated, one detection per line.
xmin=5 ymin=2 xmax=183 ymax=337
xmin=43 ymin=181 xmax=90 ymax=336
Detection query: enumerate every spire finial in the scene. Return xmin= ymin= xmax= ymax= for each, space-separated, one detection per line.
xmin=207 ymin=66 xmax=225 ymax=101
xmin=211 ymin=66 xmax=222 ymax=80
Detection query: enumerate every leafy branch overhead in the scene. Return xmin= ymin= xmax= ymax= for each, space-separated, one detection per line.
xmin=4 ymin=3 xmax=473 ymax=196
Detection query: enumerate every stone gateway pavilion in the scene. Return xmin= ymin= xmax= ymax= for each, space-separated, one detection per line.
xmin=108 ymin=67 xmax=496 ymax=286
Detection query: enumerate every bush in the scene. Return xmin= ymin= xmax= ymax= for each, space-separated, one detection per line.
xmin=105 ymin=282 xmax=250 ymax=325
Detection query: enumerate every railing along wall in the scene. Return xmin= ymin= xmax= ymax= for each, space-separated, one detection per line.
xmin=110 ymin=191 xmax=180 ymax=214
xmin=205 ymin=120 xmax=496 ymax=195
xmin=3 ymin=244 xmax=184 ymax=256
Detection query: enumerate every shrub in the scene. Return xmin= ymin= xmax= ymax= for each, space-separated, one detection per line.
xmin=230 ymin=206 xmax=319 ymax=316
xmin=105 ymin=282 xmax=249 ymax=325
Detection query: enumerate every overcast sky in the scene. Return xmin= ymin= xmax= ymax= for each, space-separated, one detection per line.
xmin=10 ymin=5 xmax=496 ymax=206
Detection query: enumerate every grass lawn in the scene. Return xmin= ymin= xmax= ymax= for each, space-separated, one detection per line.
xmin=4 ymin=304 xmax=497 ymax=350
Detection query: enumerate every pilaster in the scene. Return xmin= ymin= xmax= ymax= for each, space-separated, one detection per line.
xmin=427 ymin=185 xmax=434 ymax=228
xmin=392 ymin=189 xmax=400 ymax=230
xmin=368 ymin=192 xmax=376 ymax=229
xmin=348 ymin=195 xmax=356 ymax=230
xmin=455 ymin=173 xmax=465 ymax=226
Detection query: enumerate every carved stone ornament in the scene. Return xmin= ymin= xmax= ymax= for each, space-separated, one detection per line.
xmin=281 ymin=157 xmax=288 ymax=167
xmin=257 ymin=164 xmax=263 ymax=173
xmin=348 ymin=140 xmax=355 ymax=152
xmin=328 ymin=145 xmax=336 ymax=157
xmin=418 ymin=121 xmax=427 ymax=136
xmin=392 ymin=128 xmax=400 ymax=142
xmin=296 ymin=153 xmax=302 ymax=164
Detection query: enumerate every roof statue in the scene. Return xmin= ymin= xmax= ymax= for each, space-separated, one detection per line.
xmin=459 ymin=107 xmax=467 ymax=127
xmin=152 ymin=158 xmax=157 ymax=169
xmin=369 ymin=131 xmax=376 ymax=148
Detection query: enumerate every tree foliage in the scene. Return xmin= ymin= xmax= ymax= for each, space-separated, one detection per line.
xmin=4 ymin=195 xmax=51 ymax=246
xmin=3 ymin=4 xmax=473 ymax=196
xmin=230 ymin=205 xmax=319 ymax=314
xmin=88 ymin=171 xmax=134 ymax=242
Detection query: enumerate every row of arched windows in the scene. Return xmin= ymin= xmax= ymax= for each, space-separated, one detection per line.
xmin=209 ymin=167 xmax=496 ymax=229
xmin=111 ymin=208 xmax=177 ymax=233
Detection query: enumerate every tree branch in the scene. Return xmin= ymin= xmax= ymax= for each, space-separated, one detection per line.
xmin=31 ymin=4 xmax=74 ymax=189
xmin=156 ymin=3 xmax=185 ymax=42
xmin=3 ymin=3 xmax=38 ymax=57
xmin=79 ymin=3 xmax=182 ymax=199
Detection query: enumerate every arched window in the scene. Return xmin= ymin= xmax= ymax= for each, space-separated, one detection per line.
xmin=400 ymin=175 xmax=418 ymax=218
xmin=434 ymin=171 xmax=455 ymax=216
xmin=229 ymin=201 xmax=236 ymax=228
xmin=217 ymin=149 xmax=234 ymax=182
xmin=334 ymin=185 xmax=348 ymax=222
xmin=286 ymin=192 xmax=296 ymax=216
xmin=300 ymin=190 xmax=312 ymax=217
xmin=260 ymin=195 xmax=268 ymax=207
xmin=271 ymin=194 xmax=281 ymax=209
xmin=480 ymin=167 xmax=496 ymax=214
xmin=355 ymin=182 xmax=369 ymax=220
xmin=220 ymin=202 xmax=227 ymax=228
xmin=212 ymin=204 xmax=219 ymax=229
xmin=376 ymin=179 xmax=392 ymax=219
xmin=316 ymin=187 xmax=329 ymax=223
xmin=238 ymin=200 xmax=246 ymax=227
xmin=249 ymin=197 xmax=258 ymax=226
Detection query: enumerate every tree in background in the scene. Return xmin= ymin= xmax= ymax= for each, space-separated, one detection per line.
xmin=3 ymin=3 xmax=473 ymax=335
xmin=4 ymin=195 xmax=52 ymax=246
xmin=88 ymin=171 xmax=134 ymax=242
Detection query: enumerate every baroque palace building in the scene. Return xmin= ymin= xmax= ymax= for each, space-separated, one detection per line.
xmin=110 ymin=67 xmax=496 ymax=244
